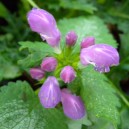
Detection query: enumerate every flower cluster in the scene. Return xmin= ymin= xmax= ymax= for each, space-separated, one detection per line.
xmin=27 ymin=8 xmax=119 ymax=120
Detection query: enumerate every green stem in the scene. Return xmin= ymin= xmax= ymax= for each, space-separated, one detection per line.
xmin=35 ymin=88 xmax=40 ymax=95
xmin=27 ymin=0 xmax=39 ymax=8
xmin=121 ymin=0 xmax=129 ymax=11
xmin=118 ymin=91 xmax=129 ymax=107
xmin=110 ymin=81 xmax=129 ymax=107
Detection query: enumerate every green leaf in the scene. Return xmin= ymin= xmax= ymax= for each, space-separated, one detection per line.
xmin=87 ymin=118 xmax=116 ymax=129
xmin=68 ymin=76 xmax=82 ymax=94
xmin=18 ymin=41 xmax=54 ymax=67
xmin=59 ymin=0 xmax=97 ymax=14
xmin=120 ymin=106 xmax=129 ymax=129
xmin=0 ymin=2 xmax=9 ymax=19
xmin=81 ymin=66 xmax=120 ymax=128
xmin=58 ymin=16 xmax=117 ymax=53
xmin=67 ymin=116 xmax=91 ymax=129
xmin=0 ymin=81 xmax=68 ymax=129
xmin=0 ymin=56 xmax=21 ymax=81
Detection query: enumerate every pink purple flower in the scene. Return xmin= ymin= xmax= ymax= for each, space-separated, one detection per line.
xmin=30 ymin=68 xmax=45 ymax=80
xmin=27 ymin=8 xmax=120 ymax=120
xmin=61 ymin=89 xmax=86 ymax=120
xmin=66 ymin=31 xmax=78 ymax=46
xmin=81 ymin=37 xmax=95 ymax=49
xmin=27 ymin=8 xmax=61 ymax=47
xmin=60 ymin=66 xmax=76 ymax=83
xmin=80 ymin=44 xmax=119 ymax=73
xmin=41 ymin=57 xmax=58 ymax=72
xmin=38 ymin=76 xmax=61 ymax=108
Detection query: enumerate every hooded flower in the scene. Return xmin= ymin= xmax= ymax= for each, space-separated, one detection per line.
xmin=80 ymin=44 xmax=119 ymax=73
xmin=39 ymin=76 xmax=61 ymax=108
xmin=27 ymin=8 xmax=61 ymax=47
xmin=61 ymin=89 xmax=86 ymax=120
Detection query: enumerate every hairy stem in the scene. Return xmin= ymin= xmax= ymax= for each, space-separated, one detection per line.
xmin=110 ymin=81 xmax=129 ymax=107
xmin=27 ymin=0 xmax=39 ymax=8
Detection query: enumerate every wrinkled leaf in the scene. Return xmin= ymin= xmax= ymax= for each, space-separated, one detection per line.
xmin=81 ymin=66 xmax=120 ymax=128
xmin=0 ymin=81 xmax=68 ymax=129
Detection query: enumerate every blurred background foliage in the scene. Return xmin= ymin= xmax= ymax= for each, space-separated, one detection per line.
xmin=0 ymin=0 xmax=129 ymax=128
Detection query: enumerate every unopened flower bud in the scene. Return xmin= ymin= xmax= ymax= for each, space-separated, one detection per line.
xmin=39 ymin=76 xmax=61 ymax=108
xmin=41 ymin=57 xmax=57 ymax=72
xmin=81 ymin=37 xmax=95 ymax=49
xmin=61 ymin=89 xmax=86 ymax=120
xmin=66 ymin=31 xmax=77 ymax=46
xmin=30 ymin=68 xmax=45 ymax=80
xmin=60 ymin=66 xmax=76 ymax=83
xmin=27 ymin=8 xmax=61 ymax=47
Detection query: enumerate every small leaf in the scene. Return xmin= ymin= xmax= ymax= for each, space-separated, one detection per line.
xmin=18 ymin=41 xmax=54 ymax=67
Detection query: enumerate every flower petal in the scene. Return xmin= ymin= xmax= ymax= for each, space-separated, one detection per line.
xmin=39 ymin=76 xmax=61 ymax=108
xmin=80 ymin=44 xmax=119 ymax=73
xmin=27 ymin=8 xmax=61 ymax=47
xmin=61 ymin=89 xmax=86 ymax=120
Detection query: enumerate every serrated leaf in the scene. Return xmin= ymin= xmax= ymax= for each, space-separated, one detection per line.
xmin=18 ymin=41 xmax=54 ymax=67
xmin=81 ymin=66 xmax=120 ymax=127
xmin=58 ymin=16 xmax=117 ymax=53
xmin=0 ymin=81 xmax=68 ymax=129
